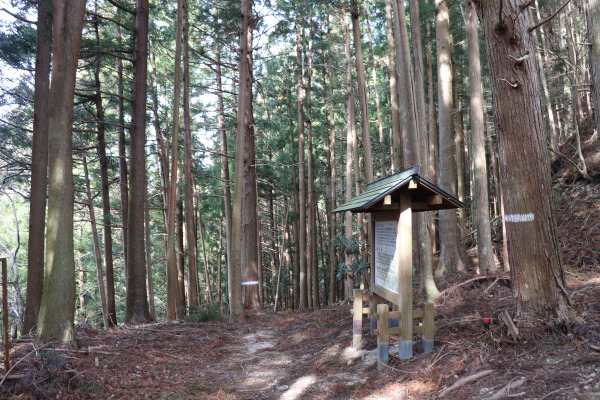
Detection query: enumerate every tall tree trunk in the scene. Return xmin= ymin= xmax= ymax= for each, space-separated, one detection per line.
xmin=82 ymin=152 xmax=110 ymax=329
xmin=93 ymin=32 xmax=117 ymax=326
xmin=36 ymin=0 xmax=86 ymax=345
xmin=144 ymin=169 xmax=156 ymax=320
xmin=565 ymin=5 xmax=590 ymax=181
xmin=214 ymin=16 xmax=233 ymax=309
xmin=326 ymin=34 xmax=338 ymax=305
xmin=125 ymin=0 xmax=152 ymax=324
xmin=384 ymin=0 xmax=403 ymax=170
xmin=452 ymin=58 xmax=467 ymax=234
xmin=351 ymin=0 xmax=374 ymax=184
xmin=531 ymin=0 xmax=558 ymax=158
xmin=474 ymin=0 xmax=571 ymax=327
xmin=296 ymin=22 xmax=308 ymax=310
xmin=198 ymin=212 xmax=214 ymax=303
xmin=116 ymin=24 xmax=129 ymax=283
xmin=231 ymin=0 xmax=258 ymax=318
xmin=182 ymin=0 xmax=200 ymax=310
xmin=23 ymin=0 xmax=52 ymax=335
xmin=166 ymin=0 xmax=185 ymax=320
xmin=286 ymin=93 xmax=300 ymax=309
xmin=176 ymin=195 xmax=186 ymax=310
xmin=77 ymin=228 xmax=86 ymax=325
xmin=344 ymin=16 xmax=357 ymax=300
xmin=466 ymin=1 xmax=496 ymax=274
xmin=218 ymin=212 xmax=223 ymax=303
xmin=435 ymin=0 xmax=465 ymax=276
xmin=306 ymin=28 xmax=319 ymax=309
xmin=363 ymin=8 xmax=386 ymax=176
xmin=409 ymin=0 xmax=439 ymax=300
xmin=425 ymin=0 xmax=438 ymax=184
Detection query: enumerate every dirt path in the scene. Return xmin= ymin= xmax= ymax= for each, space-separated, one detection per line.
xmin=3 ymin=266 xmax=600 ymax=399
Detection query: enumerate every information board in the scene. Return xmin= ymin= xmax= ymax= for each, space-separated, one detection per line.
xmin=374 ymin=221 xmax=399 ymax=294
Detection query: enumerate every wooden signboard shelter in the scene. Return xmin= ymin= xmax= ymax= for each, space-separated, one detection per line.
xmin=334 ymin=166 xmax=464 ymax=363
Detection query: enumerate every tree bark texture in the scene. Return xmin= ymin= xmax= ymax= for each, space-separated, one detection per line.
xmin=93 ymin=45 xmax=117 ymax=327
xmin=296 ymin=22 xmax=308 ymax=310
xmin=344 ymin=17 xmax=356 ymax=300
xmin=466 ymin=1 xmax=496 ymax=275
xmin=384 ymin=0 xmax=403 ymax=171
xmin=166 ymin=0 xmax=185 ymax=321
xmin=24 ymin=0 xmax=52 ymax=335
xmin=36 ymin=0 xmax=87 ymax=345
xmin=183 ymin=0 xmax=200 ymax=310
xmin=125 ymin=0 xmax=152 ymax=324
xmin=474 ymin=0 xmax=570 ymax=327
xmin=435 ymin=0 xmax=465 ymax=276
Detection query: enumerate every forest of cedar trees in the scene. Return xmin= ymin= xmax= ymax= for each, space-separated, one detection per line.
xmin=0 ymin=0 xmax=599 ymax=397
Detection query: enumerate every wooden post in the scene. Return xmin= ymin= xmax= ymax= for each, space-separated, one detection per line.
xmin=353 ymin=288 xmax=363 ymax=347
xmin=369 ymin=218 xmax=377 ymax=334
xmin=370 ymin=293 xmax=381 ymax=334
xmin=423 ymin=302 xmax=434 ymax=353
xmin=376 ymin=303 xmax=389 ymax=370
xmin=2 ymin=258 xmax=9 ymax=372
xmin=398 ymin=191 xmax=413 ymax=359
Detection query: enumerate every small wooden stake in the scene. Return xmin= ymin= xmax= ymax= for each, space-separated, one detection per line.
xmin=352 ymin=289 xmax=363 ymax=348
xmin=376 ymin=304 xmax=389 ymax=370
xmin=423 ymin=302 xmax=435 ymax=352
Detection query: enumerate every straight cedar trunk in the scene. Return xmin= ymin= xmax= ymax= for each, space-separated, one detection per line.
xmin=466 ymin=2 xmax=495 ymax=274
xmin=125 ymin=0 xmax=152 ymax=324
xmin=296 ymin=22 xmax=308 ymax=310
xmin=144 ymin=170 xmax=156 ymax=319
xmin=344 ymin=17 xmax=357 ymax=300
xmin=231 ymin=0 xmax=259 ymax=319
xmin=150 ymin=51 xmax=170 ymax=204
xmin=215 ymin=21 xmax=232 ymax=307
xmin=363 ymin=9 xmax=386 ymax=176
xmin=93 ymin=42 xmax=117 ymax=327
xmin=565 ymin=7 xmax=590 ymax=181
xmin=176 ymin=196 xmax=186 ymax=309
xmin=166 ymin=0 xmax=185 ymax=320
xmin=182 ymin=0 xmax=200 ymax=311
xmin=530 ymin=0 xmax=558 ymax=158
xmin=77 ymin=229 xmax=86 ymax=325
xmin=81 ymin=152 xmax=110 ymax=329
xmin=36 ymin=0 xmax=86 ymax=345
xmin=286 ymin=93 xmax=300 ymax=309
xmin=217 ymin=213 xmax=223 ymax=303
xmin=117 ymin=30 xmax=129 ymax=280
xmin=306 ymin=30 xmax=319 ymax=309
xmin=425 ymin=0 xmax=438 ymax=183
xmin=408 ymin=0 xmax=439 ymax=300
xmin=474 ymin=0 xmax=570 ymax=327
xmin=23 ymin=0 xmax=52 ymax=335
xmin=435 ymin=0 xmax=465 ymax=276
xmin=326 ymin=37 xmax=337 ymax=304
xmin=198 ymin=212 xmax=214 ymax=302
xmin=384 ymin=0 xmax=402 ymax=170
xmin=452 ymin=59 xmax=467 ymax=233
xmin=350 ymin=0 xmax=374 ymax=185
xmin=589 ymin=0 xmax=600 ymax=138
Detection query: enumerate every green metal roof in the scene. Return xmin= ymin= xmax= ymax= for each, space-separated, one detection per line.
xmin=333 ymin=165 xmax=465 ymax=213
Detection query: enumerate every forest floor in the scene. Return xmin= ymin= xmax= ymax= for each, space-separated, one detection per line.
xmin=2 ymin=187 xmax=600 ymax=399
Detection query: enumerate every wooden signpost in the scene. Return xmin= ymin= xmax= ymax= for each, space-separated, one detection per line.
xmin=335 ymin=166 xmax=464 ymax=366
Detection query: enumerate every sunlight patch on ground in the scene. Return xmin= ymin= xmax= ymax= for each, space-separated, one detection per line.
xmin=362 ymin=379 xmax=435 ymax=399
xmin=280 ymin=375 xmax=316 ymax=400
